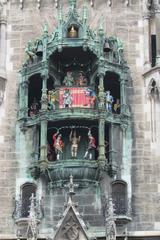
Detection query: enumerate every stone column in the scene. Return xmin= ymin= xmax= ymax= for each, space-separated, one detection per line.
xmin=40 ymin=120 xmax=47 ymax=161
xmin=109 ymin=123 xmax=118 ymax=175
xmin=120 ymin=78 xmax=126 ymax=113
xmin=41 ymin=72 xmax=48 ymax=111
xmin=98 ymin=117 xmax=105 ymax=161
xmin=155 ymin=10 xmax=160 ymax=65
xmin=98 ymin=73 xmax=105 ymax=109
xmin=143 ymin=12 xmax=151 ymax=70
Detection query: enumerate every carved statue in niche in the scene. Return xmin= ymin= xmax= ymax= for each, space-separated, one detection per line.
xmin=63 ymin=71 xmax=74 ymax=87
xmin=84 ymin=129 xmax=96 ymax=160
xmin=69 ymin=130 xmax=81 ymax=158
xmin=63 ymin=216 xmax=79 ymax=240
xmin=63 ymin=89 xmax=73 ymax=108
xmin=25 ymin=41 xmax=36 ymax=63
xmin=106 ymin=91 xmax=114 ymax=113
xmin=52 ymin=130 xmax=64 ymax=160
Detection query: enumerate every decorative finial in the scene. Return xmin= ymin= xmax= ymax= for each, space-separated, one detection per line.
xmin=55 ymin=0 xmax=59 ymax=8
xmin=36 ymin=0 xmax=41 ymax=9
xmin=58 ymin=4 xmax=63 ymax=23
xmin=19 ymin=0 xmax=24 ymax=9
xmin=125 ymin=0 xmax=129 ymax=6
xmin=43 ymin=23 xmax=48 ymax=35
xmin=90 ymin=0 xmax=94 ymax=7
xmin=106 ymin=0 xmax=112 ymax=7
xmin=69 ymin=0 xmax=77 ymax=10
xmin=83 ymin=1 xmax=88 ymax=22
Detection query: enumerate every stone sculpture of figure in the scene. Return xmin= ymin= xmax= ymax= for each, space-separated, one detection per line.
xmin=84 ymin=129 xmax=96 ymax=160
xmin=116 ymin=38 xmax=124 ymax=64
xmin=106 ymin=91 xmax=114 ymax=112
xmin=69 ymin=130 xmax=81 ymax=158
xmin=63 ymin=71 xmax=74 ymax=87
xmin=63 ymin=89 xmax=72 ymax=108
xmin=25 ymin=41 xmax=36 ymax=63
xmin=52 ymin=131 xmax=64 ymax=160
xmin=29 ymin=98 xmax=39 ymax=117
xmin=76 ymin=71 xmax=87 ymax=86
xmin=113 ymin=99 xmax=120 ymax=114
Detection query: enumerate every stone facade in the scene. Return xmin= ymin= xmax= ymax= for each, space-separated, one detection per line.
xmin=0 ymin=0 xmax=160 ymax=239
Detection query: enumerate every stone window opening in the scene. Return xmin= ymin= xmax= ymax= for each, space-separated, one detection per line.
xmin=21 ymin=183 xmax=37 ymax=218
xmin=151 ymin=34 xmax=156 ymax=67
xmin=112 ymin=180 xmax=127 ymax=215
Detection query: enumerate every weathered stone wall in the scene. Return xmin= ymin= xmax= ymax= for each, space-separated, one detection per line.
xmin=0 ymin=0 xmax=160 ymax=237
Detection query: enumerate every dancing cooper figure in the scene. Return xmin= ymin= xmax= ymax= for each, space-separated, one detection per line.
xmin=84 ymin=130 xmax=96 ymax=160
xmin=53 ymin=131 xmax=64 ymax=160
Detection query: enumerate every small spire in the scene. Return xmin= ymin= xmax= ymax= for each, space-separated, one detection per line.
xmin=58 ymin=4 xmax=63 ymax=23
xmin=68 ymin=0 xmax=77 ymax=10
xmin=43 ymin=23 xmax=48 ymax=35
xmin=82 ymin=0 xmax=88 ymax=22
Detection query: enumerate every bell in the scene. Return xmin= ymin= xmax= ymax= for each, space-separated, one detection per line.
xmin=36 ymin=42 xmax=43 ymax=57
xmin=68 ymin=26 xmax=78 ymax=38
xmin=104 ymin=40 xmax=111 ymax=52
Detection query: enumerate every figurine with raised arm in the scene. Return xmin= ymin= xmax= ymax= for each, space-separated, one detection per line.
xmin=25 ymin=41 xmax=36 ymax=63
xmin=63 ymin=89 xmax=73 ymax=108
xmin=63 ymin=71 xmax=74 ymax=87
xmin=69 ymin=130 xmax=81 ymax=158
xmin=52 ymin=130 xmax=64 ymax=160
xmin=106 ymin=91 xmax=114 ymax=112
xmin=84 ymin=129 xmax=96 ymax=160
